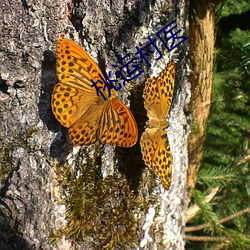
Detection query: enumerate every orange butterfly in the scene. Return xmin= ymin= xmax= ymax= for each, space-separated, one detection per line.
xmin=140 ymin=61 xmax=175 ymax=189
xmin=51 ymin=38 xmax=138 ymax=147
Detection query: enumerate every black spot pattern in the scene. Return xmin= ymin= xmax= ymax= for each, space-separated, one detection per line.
xmin=51 ymin=38 xmax=138 ymax=147
xmin=140 ymin=60 xmax=175 ymax=190
xmin=98 ymin=98 xmax=138 ymax=147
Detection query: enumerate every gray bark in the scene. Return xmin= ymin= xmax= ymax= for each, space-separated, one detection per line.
xmin=0 ymin=0 xmax=189 ymax=249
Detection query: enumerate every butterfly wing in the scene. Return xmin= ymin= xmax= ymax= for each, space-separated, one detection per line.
xmin=98 ymin=98 xmax=138 ymax=147
xmin=52 ymin=38 xmax=138 ymax=147
xmin=52 ymin=38 xmax=106 ymax=128
xmin=56 ymin=38 xmax=104 ymax=91
xmin=143 ymin=60 xmax=175 ymax=120
xmin=140 ymin=128 xmax=172 ymax=190
xmin=140 ymin=60 xmax=175 ymax=189
xmin=68 ymin=102 xmax=106 ymax=145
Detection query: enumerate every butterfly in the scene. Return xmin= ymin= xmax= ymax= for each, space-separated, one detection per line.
xmin=51 ymin=38 xmax=138 ymax=147
xmin=140 ymin=60 xmax=175 ymax=190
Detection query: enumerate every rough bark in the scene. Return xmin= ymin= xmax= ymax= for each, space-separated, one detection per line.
xmin=187 ymin=0 xmax=220 ymax=203
xmin=0 ymin=0 xmax=189 ymax=249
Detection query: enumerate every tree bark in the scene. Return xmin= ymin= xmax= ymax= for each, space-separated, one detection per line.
xmin=187 ymin=0 xmax=220 ymax=204
xmin=0 ymin=0 xmax=189 ymax=249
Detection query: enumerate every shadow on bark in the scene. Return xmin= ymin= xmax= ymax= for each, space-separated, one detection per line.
xmin=0 ymin=210 xmax=32 ymax=250
xmin=116 ymin=82 xmax=147 ymax=191
xmin=39 ymin=50 xmax=73 ymax=161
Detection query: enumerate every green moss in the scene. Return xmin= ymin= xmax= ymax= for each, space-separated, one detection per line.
xmin=160 ymin=1 xmax=171 ymax=17
xmin=0 ymin=126 xmax=38 ymax=178
xmin=25 ymin=126 xmax=38 ymax=138
xmin=51 ymin=151 xmax=156 ymax=248
xmin=126 ymin=78 xmax=139 ymax=91
xmin=0 ymin=144 xmax=13 ymax=178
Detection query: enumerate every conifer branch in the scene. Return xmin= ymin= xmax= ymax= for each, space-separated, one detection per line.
xmin=185 ymin=235 xmax=227 ymax=242
xmin=236 ymin=149 xmax=250 ymax=168
xmin=186 ymin=187 xmax=219 ymax=222
xmin=186 ymin=206 xmax=250 ymax=232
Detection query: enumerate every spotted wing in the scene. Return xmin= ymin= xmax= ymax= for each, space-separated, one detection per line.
xmin=52 ymin=38 xmax=138 ymax=148
xmin=67 ymin=102 xmax=105 ymax=145
xmin=140 ymin=128 xmax=172 ymax=190
xmin=52 ymin=38 xmax=105 ymax=128
xmin=140 ymin=60 xmax=175 ymax=189
xmin=143 ymin=60 xmax=175 ymax=120
xmin=98 ymin=98 xmax=138 ymax=147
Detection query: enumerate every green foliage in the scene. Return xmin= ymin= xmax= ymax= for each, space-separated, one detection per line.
xmin=192 ymin=189 xmax=224 ymax=233
xmin=187 ymin=1 xmax=250 ymax=249
xmin=197 ymin=165 xmax=239 ymax=188
xmin=219 ymin=0 xmax=250 ymax=17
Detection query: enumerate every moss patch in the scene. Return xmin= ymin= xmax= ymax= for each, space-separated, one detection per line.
xmin=0 ymin=126 xmax=38 ymax=180
xmin=51 ymin=152 xmax=155 ymax=248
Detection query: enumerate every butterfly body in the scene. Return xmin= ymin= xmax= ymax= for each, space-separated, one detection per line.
xmin=140 ymin=61 xmax=175 ymax=190
xmin=52 ymin=38 xmax=138 ymax=147
xmin=147 ymin=117 xmax=169 ymax=130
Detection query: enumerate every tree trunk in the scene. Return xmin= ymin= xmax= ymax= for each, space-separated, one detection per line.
xmin=0 ymin=0 xmax=189 ymax=249
xmin=187 ymin=0 xmax=220 ymax=204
